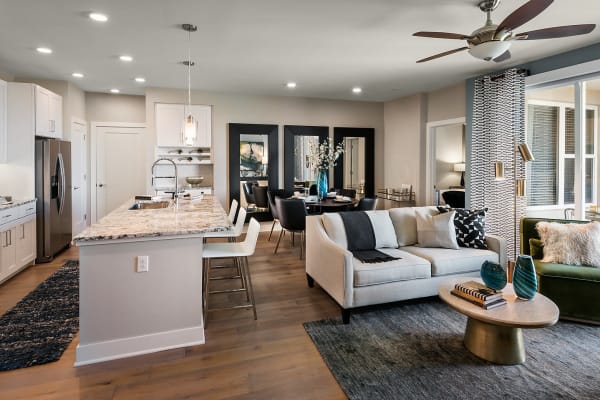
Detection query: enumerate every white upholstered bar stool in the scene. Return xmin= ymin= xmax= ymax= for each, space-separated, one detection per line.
xmin=202 ymin=218 xmax=260 ymax=324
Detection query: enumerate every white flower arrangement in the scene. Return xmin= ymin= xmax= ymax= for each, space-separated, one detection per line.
xmin=307 ymin=138 xmax=344 ymax=171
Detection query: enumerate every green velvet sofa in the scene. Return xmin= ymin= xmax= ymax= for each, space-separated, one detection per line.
xmin=521 ymin=217 xmax=600 ymax=325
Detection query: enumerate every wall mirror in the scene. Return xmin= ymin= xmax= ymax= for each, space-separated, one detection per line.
xmin=333 ymin=127 xmax=375 ymax=197
xmin=425 ymin=118 xmax=466 ymax=205
xmin=283 ymin=125 xmax=328 ymax=191
xmin=229 ymin=123 xmax=278 ymax=219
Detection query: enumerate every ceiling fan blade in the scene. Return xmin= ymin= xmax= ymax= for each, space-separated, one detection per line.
xmin=516 ymin=24 xmax=596 ymax=40
xmin=495 ymin=0 xmax=553 ymax=34
xmin=494 ymin=50 xmax=511 ymax=62
xmin=416 ymin=47 xmax=469 ymax=63
xmin=413 ymin=31 xmax=471 ymax=40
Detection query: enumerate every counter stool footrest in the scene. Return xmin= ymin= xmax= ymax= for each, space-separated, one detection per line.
xmin=209 ymin=288 xmax=247 ymax=294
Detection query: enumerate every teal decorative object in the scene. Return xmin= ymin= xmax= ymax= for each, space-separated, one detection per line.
xmin=480 ymin=261 xmax=507 ymax=290
xmin=513 ymin=255 xmax=538 ymax=300
xmin=316 ymin=169 xmax=328 ymax=200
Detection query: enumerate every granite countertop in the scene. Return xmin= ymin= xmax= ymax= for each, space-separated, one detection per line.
xmin=74 ymin=195 xmax=232 ymax=243
xmin=0 ymin=198 xmax=36 ymax=210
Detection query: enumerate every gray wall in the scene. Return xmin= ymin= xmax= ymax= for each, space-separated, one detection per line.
xmin=86 ymin=93 xmax=146 ymax=123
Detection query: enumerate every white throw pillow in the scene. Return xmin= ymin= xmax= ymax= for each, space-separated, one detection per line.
xmin=321 ymin=213 xmax=348 ymax=248
xmin=536 ymin=221 xmax=600 ymax=267
xmin=415 ymin=209 xmax=460 ymax=249
xmin=365 ymin=210 xmax=398 ymax=249
xmin=389 ymin=206 xmax=438 ymax=246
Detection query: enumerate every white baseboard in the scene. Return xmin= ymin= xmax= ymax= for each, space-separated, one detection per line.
xmin=74 ymin=326 xmax=205 ymax=366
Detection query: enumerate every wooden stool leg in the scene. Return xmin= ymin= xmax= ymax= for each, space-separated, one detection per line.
xmin=274 ymin=229 xmax=285 ymax=254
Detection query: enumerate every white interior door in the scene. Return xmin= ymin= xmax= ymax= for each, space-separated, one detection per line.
xmin=94 ymin=125 xmax=146 ymax=221
xmin=71 ymin=120 xmax=87 ymax=235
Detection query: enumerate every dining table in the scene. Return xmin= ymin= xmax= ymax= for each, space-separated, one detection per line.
xmin=300 ymin=196 xmax=359 ymax=213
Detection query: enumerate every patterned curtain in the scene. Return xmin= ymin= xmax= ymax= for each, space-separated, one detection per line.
xmin=471 ymin=68 xmax=527 ymax=263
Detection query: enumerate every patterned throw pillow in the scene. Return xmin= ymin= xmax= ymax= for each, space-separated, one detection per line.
xmin=437 ymin=207 xmax=487 ymax=249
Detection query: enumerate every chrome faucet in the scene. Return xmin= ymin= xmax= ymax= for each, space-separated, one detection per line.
xmin=151 ymin=158 xmax=179 ymax=202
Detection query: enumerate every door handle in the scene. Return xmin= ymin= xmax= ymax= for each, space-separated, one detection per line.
xmin=74 ymin=186 xmax=80 ymax=190
xmin=98 ymin=183 xmax=105 ymax=187
xmin=58 ymin=153 xmax=66 ymax=216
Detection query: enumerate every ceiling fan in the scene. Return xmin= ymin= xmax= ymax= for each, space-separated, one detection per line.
xmin=413 ymin=0 xmax=596 ymax=63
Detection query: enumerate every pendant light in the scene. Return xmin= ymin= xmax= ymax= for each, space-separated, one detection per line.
xmin=182 ymin=23 xmax=198 ymax=146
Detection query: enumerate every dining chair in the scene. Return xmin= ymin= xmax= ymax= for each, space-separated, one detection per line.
xmin=253 ymin=185 xmax=270 ymax=210
xmin=309 ymin=184 xmax=317 ymax=196
xmin=274 ymin=197 xmax=307 ymax=259
xmin=354 ymin=197 xmax=377 ymax=211
xmin=340 ymin=188 xmax=357 ymax=198
xmin=202 ymin=217 xmax=260 ymax=325
xmin=267 ymin=189 xmax=292 ymax=241
xmin=441 ymin=190 xmax=465 ymax=208
xmin=242 ymin=182 xmax=256 ymax=208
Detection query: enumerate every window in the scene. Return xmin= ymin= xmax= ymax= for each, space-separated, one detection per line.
xmin=526 ymin=100 xmax=598 ymax=208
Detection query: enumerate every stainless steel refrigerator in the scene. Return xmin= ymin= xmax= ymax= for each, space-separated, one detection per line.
xmin=35 ymin=138 xmax=72 ymax=263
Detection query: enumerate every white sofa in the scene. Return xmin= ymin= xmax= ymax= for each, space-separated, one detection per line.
xmin=305 ymin=206 xmax=507 ymax=323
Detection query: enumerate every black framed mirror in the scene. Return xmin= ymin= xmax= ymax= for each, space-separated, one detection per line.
xmin=229 ymin=123 xmax=278 ymax=220
xmin=283 ymin=125 xmax=329 ymax=192
xmin=333 ymin=127 xmax=375 ymax=197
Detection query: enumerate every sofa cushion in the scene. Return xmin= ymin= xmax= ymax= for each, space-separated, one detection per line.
xmin=529 ymin=238 xmax=544 ymax=260
xmin=321 ymin=213 xmax=347 ymax=248
xmin=365 ymin=210 xmax=398 ymax=249
xmin=415 ymin=209 xmax=460 ymax=249
xmin=389 ymin=206 xmax=438 ymax=247
xmin=353 ymin=248 xmax=431 ymax=287
xmin=438 ymin=207 xmax=488 ymax=249
xmin=401 ymin=246 xmax=498 ymax=276
xmin=322 ymin=211 xmax=398 ymax=250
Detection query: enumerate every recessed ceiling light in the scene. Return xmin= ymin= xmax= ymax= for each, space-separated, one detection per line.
xmin=89 ymin=12 xmax=108 ymax=22
xmin=134 ymin=77 xmax=146 ymax=83
xmin=119 ymin=55 xmax=133 ymax=62
xmin=352 ymin=87 xmax=362 ymax=94
xmin=286 ymin=82 xmax=297 ymax=89
xmin=110 ymin=88 xmax=120 ymax=94
xmin=72 ymin=72 xmax=84 ymax=78
xmin=36 ymin=47 xmax=52 ymax=54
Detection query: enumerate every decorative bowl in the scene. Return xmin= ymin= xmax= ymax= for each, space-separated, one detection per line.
xmin=185 ymin=176 xmax=204 ymax=185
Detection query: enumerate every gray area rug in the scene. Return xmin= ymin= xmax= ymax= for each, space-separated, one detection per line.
xmin=0 ymin=260 xmax=79 ymax=371
xmin=304 ymin=298 xmax=600 ymax=400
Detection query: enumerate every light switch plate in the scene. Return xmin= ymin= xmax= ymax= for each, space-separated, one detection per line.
xmin=137 ymin=255 xmax=149 ymax=272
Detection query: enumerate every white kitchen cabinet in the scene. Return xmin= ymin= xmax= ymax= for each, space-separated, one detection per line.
xmin=15 ymin=219 xmax=36 ymax=266
xmin=0 ymin=202 xmax=36 ymax=284
xmin=34 ymin=85 xmax=63 ymax=139
xmin=0 ymin=226 xmax=18 ymax=280
xmin=155 ymin=103 xmax=211 ymax=148
xmin=0 ymin=79 xmax=6 ymax=163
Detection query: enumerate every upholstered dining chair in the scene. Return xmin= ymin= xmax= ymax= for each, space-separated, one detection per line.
xmin=253 ymin=185 xmax=270 ymax=210
xmin=242 ymin=182 xmax=256 ymax=208
xmin=340 ymin=188 xmax=357 ymax=198
xmin=274 ymin=197 xmax=307 ymax=259
xmin=309 ymin=184 xmax=317 ymax=196
xmin=441 ymin=190 xmax=465 ymax=208
xmin=267 ymin=189 xmax=292 ymax=241
xmin=354 ymin=197 xmax=377 ymax=211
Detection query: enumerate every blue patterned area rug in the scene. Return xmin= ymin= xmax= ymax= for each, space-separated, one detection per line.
xmin=304 ymin=298 xmax=600 ymax=400
xmin=0 ymin=260 xmax=79 ymax=371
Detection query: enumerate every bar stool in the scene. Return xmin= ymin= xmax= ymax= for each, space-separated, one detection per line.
xmin=228 ymin=199 xmax=239 ymax=224
xmin=202 ymin=218 xmax=260 ymax=324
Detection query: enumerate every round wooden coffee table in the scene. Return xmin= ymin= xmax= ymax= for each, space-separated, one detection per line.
xmin=439 ymin=278 xmax=559 ymax=365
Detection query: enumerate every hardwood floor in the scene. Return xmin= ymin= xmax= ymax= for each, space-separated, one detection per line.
xmin=0 ymin=229 xmax=347 ymax=400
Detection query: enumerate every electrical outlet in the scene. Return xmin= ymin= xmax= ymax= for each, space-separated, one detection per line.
xmin=137 ymin=256 xmax=149 ymax=272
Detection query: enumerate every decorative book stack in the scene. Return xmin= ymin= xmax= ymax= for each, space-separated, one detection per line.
xmin=451 ymin=280 xmax=507 ymax=310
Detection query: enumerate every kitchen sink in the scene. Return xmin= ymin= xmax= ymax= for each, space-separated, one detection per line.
xmin=128 ymin=201 xmax=171 ymax=210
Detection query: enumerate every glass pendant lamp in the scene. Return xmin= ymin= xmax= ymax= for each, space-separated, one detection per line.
xmin=182 ymin=24 xmax=198 ymax=146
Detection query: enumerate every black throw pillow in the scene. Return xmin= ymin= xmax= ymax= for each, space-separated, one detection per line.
xmin=437 ymin=206 xmax=487 ymax=249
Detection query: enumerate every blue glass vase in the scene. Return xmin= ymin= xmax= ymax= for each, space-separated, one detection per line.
xmin=316 ymin=169 xmax=328 ymax=200
xmin=480 ymin=261 xmax=507 ymax=291
xmin=513 ymin=255 xmax=538 ymax=300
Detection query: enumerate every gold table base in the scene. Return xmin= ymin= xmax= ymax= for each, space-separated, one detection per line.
xmin=464 ymin=317 xmax=525 ymax=365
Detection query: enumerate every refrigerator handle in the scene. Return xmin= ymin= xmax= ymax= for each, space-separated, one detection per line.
xmin=58 ymin=152 xmax=66 ymax=216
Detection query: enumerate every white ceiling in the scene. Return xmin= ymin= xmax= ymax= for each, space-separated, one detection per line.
xmin=0 ymin=0 xmax=599 ymax=101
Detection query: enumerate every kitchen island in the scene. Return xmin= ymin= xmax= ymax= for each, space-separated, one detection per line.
xmin=73 ymin=195 xmax=232 ymax=366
